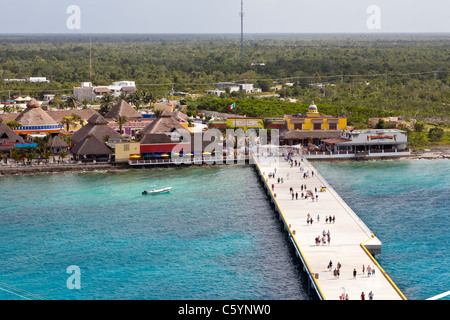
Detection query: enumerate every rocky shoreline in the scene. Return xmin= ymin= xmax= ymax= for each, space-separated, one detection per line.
xmin=0 ymin=163 xmax=130 ymax=176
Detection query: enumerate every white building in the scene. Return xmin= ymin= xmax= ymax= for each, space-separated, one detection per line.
xmin=216 ymin=82 xmax=260 ymax=94
xmin=304 ymin=129 xmax=411 ymax=159
xmin=73 ymin=81 xmax=137 ymax=101
xmin=29 ymin=77 xmax=49 ymax=83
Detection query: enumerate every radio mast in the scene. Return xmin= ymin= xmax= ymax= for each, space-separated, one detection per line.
xmin=240 ymin=0 xmax=244 ymax=58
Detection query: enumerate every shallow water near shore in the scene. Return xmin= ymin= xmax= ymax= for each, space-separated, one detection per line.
xmin=313 ymin=159 xmax=450 ymax=300
xmin=0 ymin=165 xmax=311 ymax=300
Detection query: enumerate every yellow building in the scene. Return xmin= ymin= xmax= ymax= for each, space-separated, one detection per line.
xmin=284 ymin=102 xmax=347 ymax=131
xmin=281 ymin=102 xmax=347 ymax=146
xmin=114 ymin=141 xmax=140 ymax=162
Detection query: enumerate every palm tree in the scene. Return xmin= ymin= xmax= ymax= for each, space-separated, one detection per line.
xmin=10 ymin=147 xmax=23 ymax=164
xmin=65 ymin=96 xmax=78 ymax=110
xmin=5 ymin=120 xmax=21 ymax=128
xmin=262 ymin=119 xmax=273 ymax=129
xmin=115 ymin=115 xmax=127 ymax=135
xmin=24 ymin=147 xmax=36 ymax=165
xmin=59 ymin=150 xmax=68 ymax=162
xmin=2 ymin=104 xmax=12 ymax=113
xmin=80 ymin=99 xmax=90 ymax=109
xmin=60 ymin=116 xmax=74 ymax=132
xmin=71 ymin=114 xmax=82 ymax=127
xmin=99 ymin=93 xmax=114 ymax=116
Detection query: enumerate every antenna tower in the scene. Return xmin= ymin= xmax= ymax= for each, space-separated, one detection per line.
xmin=240 ymin=0 xmax=244 ymax=58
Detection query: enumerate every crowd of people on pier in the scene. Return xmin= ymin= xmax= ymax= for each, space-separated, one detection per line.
xmin=264 ymin=153 xmax=381 ymax=300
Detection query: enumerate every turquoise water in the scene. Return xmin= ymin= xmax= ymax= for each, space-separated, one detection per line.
xmin=0 ymin=166 xmax=311 ymax=300
xmin=313 ymin=159 xmax=450 ymax=300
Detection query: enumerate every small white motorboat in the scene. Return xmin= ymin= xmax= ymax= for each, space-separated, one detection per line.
xmin=142 ymin=187 xmax=172 ymax=195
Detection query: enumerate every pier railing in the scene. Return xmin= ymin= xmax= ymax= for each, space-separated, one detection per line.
xmin=252 ymin=154 xmax=326 ymax=300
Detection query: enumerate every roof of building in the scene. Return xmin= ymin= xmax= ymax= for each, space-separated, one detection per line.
xmin=93 ymin=87 xmax=111 ymax=94
xmin=104 ymin=100 xmax=142 ymax=119
xmin=14 ymin=99 xmax=59 ymax=126
xmin=138 ymin=110 xmax=185 ymax=136
xmin=71 ymin=134 xmax=113 ymax=156
xmin=281 ymin=130 xmax=342 ymax=140
xmin=172 ymin=110 xmax=189 ymax=122
xmin=69 ymin=114 xmax=121 ymax=144
xmin=0 ymin=121 xmax=24 ymax=142
xmin=47 ymin=135 xmax=69 ymax=148
xmin=120 ymin=86 xmax=137 ymax=93
xmin=321 ymin=138 xmax=352 ymax=145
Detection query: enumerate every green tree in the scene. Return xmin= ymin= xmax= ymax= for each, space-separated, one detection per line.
xmin=60 ymin=116 xmax=74 ymax=132
xmin=115 ymin=115 xmax=127 ymax=135
xmin=428 ymin=127 xmax=444 ymax=142
xmin=413 ymin=121 xmax=425 ymax=132
xmin=5 ymin=120 xmax=21 ymax=128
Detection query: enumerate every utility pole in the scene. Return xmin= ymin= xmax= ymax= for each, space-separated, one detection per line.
xmin=240 ymin=0 xmax=244 ymax=58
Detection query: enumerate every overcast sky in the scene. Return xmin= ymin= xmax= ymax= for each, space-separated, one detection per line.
xmin=0 ymin=0 xmax=449 ymax=34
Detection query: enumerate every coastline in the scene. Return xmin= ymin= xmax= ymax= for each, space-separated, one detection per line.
xmin=0 ymin=149 xmax=449 ymax=176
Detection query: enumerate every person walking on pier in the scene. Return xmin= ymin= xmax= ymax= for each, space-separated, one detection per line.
xmin=368 ymin=291 xmax=374 ymax=300
xmin=361 ymin=292 xmax=365 ymax=300
xmin=353 ymin=268 xmax=357 ymax=279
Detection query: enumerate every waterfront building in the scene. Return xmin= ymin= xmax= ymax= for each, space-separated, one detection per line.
xmin=137 ymin=109 xmax=186 ymax=137
xmin=68 ymin=113 xmax=121 ymax=145
xmin=280 ymin=102 xmax=347 ymax=147
xmin=138 ymin=109 xmax=190 ymax=156
xmin=47 ymin=135 xmax=69 ymax=155
xmin=113 ymin=141 xmax=141 ymax=162
xmin=303 ymin=129 xmax=411 ymax=159
xmin=71 ymin=134 xmax=113 ymax=162
xmin=12 ymin=99 xmax=64 ymax=137
xmin=0 ymin=119 xmax=24 ymax=152
xmin=322 ymin=129 xmax=409 ymax=155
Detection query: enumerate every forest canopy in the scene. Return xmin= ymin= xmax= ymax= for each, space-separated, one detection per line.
xmin=0 ymin=33 xmax=449 ymax=124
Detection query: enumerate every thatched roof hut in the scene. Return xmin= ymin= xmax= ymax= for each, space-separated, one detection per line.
xmin=172 ymin=110 xmax=189 ymax=122
xmin=138 ymin=109 xmax=185 ymax=137
xmin=14 ymin=98 xmax=59 ymax=126
xmin=48 ymin=135 xmax=69 ymax=149
xmin=71 ymin=134 xmax=113 ymax=157
xmin=0 ymin=120 xmax=24 ymax=142
xmin=69 ymin=113 xmax=121 ymax=145
xmin=104 ymin=100 xmax=142 ymax=119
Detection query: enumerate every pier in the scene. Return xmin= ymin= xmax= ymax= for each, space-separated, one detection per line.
xmin=252 ymin=153 xmax=406 ymax=300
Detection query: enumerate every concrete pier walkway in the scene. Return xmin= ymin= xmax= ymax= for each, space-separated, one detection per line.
xmin=252 ymin=154 xmax=406 ymax=300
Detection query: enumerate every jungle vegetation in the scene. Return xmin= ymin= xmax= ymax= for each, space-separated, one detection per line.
xmin=0 ymin=33 xmax=449 ymax=143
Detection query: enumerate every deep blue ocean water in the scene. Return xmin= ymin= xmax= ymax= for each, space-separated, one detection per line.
xmin=313 ymin=159 xmax=450 ymax=300
xmin=0 ymin=165 xmax=311 ymax=300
